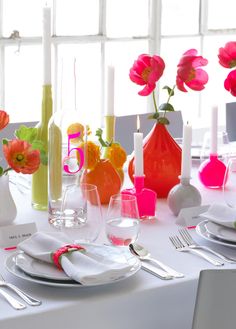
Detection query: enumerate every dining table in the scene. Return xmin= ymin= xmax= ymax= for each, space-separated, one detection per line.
xmin=0 ymin=166 xmax=236 ymax=329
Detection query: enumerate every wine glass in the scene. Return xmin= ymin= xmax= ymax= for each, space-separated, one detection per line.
xmin=52 ymin=183 xmax=102 ymax=243
xmin=223 ymin=157 xmax=236 ymax=208
xmin=106 ymin=194 xmax=140 ymax=246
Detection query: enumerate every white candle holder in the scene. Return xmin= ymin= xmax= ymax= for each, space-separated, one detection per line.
xmin=167 ymin=176 xmax=202 ymax=216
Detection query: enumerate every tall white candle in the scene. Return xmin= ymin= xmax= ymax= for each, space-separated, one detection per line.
xmin=105 ymin=65 xmax=115 ymax=116
xmin=43 ymin=7 xmax=51 ymax=85
xmin=211 ymin=106 xmax=218 ymax=154
xmin=134 ymin=116 xmax=143 ymax=176
xmin=181 ymin=123 xmax=192 ymax=178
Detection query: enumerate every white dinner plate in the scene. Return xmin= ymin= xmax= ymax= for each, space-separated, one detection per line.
xmin=15 ymin=252 xmax=72 ymax=281
xmin=5 ymin=248 xmax=141 ymax=288
xmin=196 ymin=220 xmax=236 ymax=248
xmin=204 ymin=221 xmax=236 ymax=243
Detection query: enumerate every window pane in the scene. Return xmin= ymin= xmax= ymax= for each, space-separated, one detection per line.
xmin=105 ymin=40 xmax=148 ymax=117
xmin=161 ymin=0 xmax=200 ymax=36
xmin=208 ymin=0 xmax=236 ymax=30
xmin=57 ymin=44 xmax=101 ymax=130
xmin=106 ymin=0 xmax=149 ymax=37
xmin=56 ymin=0 xmax=99 ymax=36
xmin=2 ymin=0 xmax=45 ymax=37
xmin=5 ymin=46 xmax=42 ymax=122
xmin=160 ymin=37 xmax=201 ymax=125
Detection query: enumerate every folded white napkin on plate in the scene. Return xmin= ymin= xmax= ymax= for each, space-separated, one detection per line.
xmin=200 ymin=204 xmax=236 ymax=229
xmin=18 ymin=232 xmax=133 ymax=285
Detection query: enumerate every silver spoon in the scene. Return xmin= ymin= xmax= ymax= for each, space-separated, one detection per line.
xmin=129 ymin=243 xmax=184 ymax=278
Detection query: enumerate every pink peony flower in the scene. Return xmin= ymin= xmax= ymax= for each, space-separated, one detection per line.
xmin=218 ymin=42 xmax=236 ymax=68
xmin=224 ymin=69 xmax=236 ymax=97
xmin=176 ymin=49 xmax=209 ymax=92
xmin=129 ymin=54 xmax=165 ymax=96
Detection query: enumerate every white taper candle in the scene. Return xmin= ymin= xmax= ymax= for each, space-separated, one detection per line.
xmin=134 ymin=115 xmax=143 ymax=176
xmin=211 ymin=106 xmax=218 ymax=154
xmin=105 ymin=65 xmax=115 ymax=116
xmin=43 ymin=7 xmax=51 ymax=85
xmin=181 ymin=123 xmax=192 ymax=178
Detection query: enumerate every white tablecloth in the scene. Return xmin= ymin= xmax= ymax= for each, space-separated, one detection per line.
xmin=0 ymin=169 xmax=236 ymax=329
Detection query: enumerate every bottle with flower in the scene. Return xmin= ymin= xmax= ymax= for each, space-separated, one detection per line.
xmin=0 ymin=110 xmax=43 ymax=225
xmin=80 ymin=128 xmax=127 ymax=204
xmin=128 ymin=49 xmax=208 ymax=198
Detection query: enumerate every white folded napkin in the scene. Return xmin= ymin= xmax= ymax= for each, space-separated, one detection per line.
xmin=18 ymin=232 xmax=133 ymax=285
xmin=200 ymin=204 xmax=236 ymax=229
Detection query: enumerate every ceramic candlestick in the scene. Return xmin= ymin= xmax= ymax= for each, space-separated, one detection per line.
xmin=198 ymin=154 xmax=226 ymax=188
xmin=167 ymin=177 xmax=202 ymax=216
xmin=121 ymin=176 xmax=157 ymax=220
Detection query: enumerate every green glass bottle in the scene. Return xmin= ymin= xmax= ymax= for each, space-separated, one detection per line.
xmin=31 ymin=85 xmax=52 ymax=210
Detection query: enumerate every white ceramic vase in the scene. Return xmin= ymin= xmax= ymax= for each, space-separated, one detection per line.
xmin=0 ymin=175 xmax=17 ymax=226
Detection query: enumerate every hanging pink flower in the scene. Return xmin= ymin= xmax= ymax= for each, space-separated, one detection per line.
xmin=129 ymin=54 xmax=165 ymax=96
xmin=176 ymin=49 xmax=209 ymax=92
xmin=218 ymin=42 xmax=236 ymax=68
xmin=224 ymin=69 xmax=236 ymax=97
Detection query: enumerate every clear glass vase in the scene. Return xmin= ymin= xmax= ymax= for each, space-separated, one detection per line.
xmin=48 ymin=109 xmax=87 ymax=225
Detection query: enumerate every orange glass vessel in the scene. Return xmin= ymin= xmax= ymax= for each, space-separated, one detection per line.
xmin=128 ymin=123 xmax=182 ymax=198
xmin=81 ymin=159 xmax=121 ymax=204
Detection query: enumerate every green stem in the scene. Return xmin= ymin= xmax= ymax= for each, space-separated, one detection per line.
xmin=152 ymin=90 xmax=158 ymax=114
xmin=167 ymin=85 xmax=176 ymax=104
xmin=3 ymin=167 xmax=12 ymax=175
xmin=164 ymin=84 xmax=176 ymax=118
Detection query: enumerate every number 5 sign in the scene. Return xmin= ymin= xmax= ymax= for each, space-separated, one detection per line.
xmin=63 ymin=132 xmax=84 ymax=174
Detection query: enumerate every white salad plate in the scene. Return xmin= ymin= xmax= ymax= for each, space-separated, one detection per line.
xmin=204 ymin=221 xmax=236 ymax=243
xmin=196 ymin=220 xmax=236 ymax=248
xmin=5 ymin=246 xmax=141 ymax=288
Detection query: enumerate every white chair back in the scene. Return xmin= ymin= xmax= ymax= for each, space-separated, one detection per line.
xmin=192 ymin=269 xmax=236 ymax=329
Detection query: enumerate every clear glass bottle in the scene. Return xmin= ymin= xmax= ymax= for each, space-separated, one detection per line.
xmin=48 ymin=109 xmax=87 ymax=224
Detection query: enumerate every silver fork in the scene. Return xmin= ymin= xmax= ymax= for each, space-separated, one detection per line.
xmin=169 ymin=235 xmax=224 ymax=266
xmin=179 ymin=228 xmax=236 ymax=264
xmin=0 ymin=274 xmax=41 ymax=306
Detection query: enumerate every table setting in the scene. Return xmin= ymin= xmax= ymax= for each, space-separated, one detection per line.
xmin=1 ymin=6 xmax=236 ymax=329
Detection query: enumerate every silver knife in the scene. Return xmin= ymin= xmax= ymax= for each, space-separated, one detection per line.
xmin=141 ymin=262 xmax=173 ymax=280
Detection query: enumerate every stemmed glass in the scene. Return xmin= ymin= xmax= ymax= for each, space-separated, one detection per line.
xmin=223 ymin=157 xmax=236 ymax=208
xmin=105 ymin=194 xmax=140 ymax=246
xmin=51 ymin=183 xmax=102 ymax=243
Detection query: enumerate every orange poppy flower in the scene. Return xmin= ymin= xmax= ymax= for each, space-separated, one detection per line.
xmin=77 ymin=141 xmax=100 ymax=170
xmin=106 ymin=144 xmax=127 ymax=169
xmin=3 ymin=139 xmax=40 ymax=174
xmin=0 ymin=110 xmax=9 ymax=131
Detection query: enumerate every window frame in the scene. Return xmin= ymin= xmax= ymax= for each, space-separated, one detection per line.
xmin=0 ymin=0 xmax=236 ymax=125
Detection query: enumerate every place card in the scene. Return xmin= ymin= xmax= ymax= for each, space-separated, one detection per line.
xmin=176 ymin=205 xmax=210 ymax=227
xmin=0 ymin=223 xmax=37 ymax=249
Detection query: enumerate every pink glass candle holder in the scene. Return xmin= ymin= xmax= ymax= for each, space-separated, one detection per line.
xmin=198 ymin=154 xmax=226 ymax=188
xmin=121 ymin=176 xmax=157 ymax=220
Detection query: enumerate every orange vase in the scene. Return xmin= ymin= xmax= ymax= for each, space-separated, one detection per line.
xmin=81 ymin=159 xmax=121 ymax=204
xmin=128 ymin=123 xmax=182 ymax=198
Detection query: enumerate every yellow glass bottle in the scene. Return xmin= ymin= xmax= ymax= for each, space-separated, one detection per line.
xmin=103 ymin=115 xmax=115 ymax=158
xmin=31 ymin=85 xmax=52 ymax=210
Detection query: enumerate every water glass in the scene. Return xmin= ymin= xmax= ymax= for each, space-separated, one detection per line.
xmin=50 ymin=183 xmax=102 ymax=243
xmin=223 ymin=157 xmax=236 ymax=208
xmin=106 ymin=194 xmax=140 ymax=246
